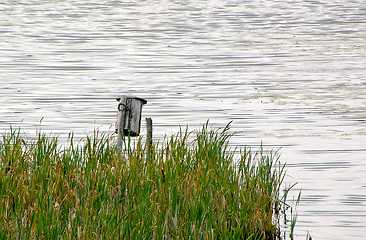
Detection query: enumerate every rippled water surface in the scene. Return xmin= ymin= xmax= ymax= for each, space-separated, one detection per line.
xmin=1 ymin=0 xmax=366 ymax=239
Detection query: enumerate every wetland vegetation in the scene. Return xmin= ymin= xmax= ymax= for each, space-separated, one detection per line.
xmin=0 ymin=123 xmax=297 ymax=239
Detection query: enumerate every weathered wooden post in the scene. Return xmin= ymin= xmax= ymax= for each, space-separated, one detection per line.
xmin=115 ymin=96 xmax=147 ymax=149
xmin=145 ymin=117 xmax=153 ymax=156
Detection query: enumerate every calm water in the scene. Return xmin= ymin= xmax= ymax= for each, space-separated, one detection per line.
xmin=1 ymin=0 xmax=366 ymax=238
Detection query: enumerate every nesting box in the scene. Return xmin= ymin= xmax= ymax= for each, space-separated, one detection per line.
xmin=115 ymin=96 xmax=147 ymax=138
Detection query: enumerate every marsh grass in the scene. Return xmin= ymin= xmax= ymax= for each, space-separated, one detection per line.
xmin=0 ymin=123 xmax=297 ymax=239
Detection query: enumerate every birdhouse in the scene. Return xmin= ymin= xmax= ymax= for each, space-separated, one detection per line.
xmin=115 ymin=96 xmax=147 ymax=140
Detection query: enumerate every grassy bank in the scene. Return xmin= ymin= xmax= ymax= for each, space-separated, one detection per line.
xmin=0 ymin=123 xmax=297 ymax=239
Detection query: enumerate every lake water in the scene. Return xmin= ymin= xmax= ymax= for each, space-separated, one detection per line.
xmin=1 ymin=0 xmax=366 ymax=238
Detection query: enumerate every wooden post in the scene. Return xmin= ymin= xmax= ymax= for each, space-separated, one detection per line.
xmin=115 ymin=96 xmax=147 ymax=149
xmin=116 ymin=96 xmax=128 ymax=149
xmin=146 ymin=118 xmax=153 ymax=155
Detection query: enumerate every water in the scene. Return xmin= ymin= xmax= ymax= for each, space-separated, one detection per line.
xmin=1 ymin=0 xmax=366 ymax=238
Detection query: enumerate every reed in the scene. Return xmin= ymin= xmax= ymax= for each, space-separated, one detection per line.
xmin=0 ymin=123 xmax=297 ymax=239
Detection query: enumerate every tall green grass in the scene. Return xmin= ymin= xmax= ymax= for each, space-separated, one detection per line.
xmin=0 ymin=123 xmax=297 ymax=239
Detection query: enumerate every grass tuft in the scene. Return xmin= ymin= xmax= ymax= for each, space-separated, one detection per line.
xmin=0 ymin=123 xmax=297 ymax=239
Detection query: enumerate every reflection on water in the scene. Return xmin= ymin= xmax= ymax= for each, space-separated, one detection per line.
xmin=1 ymin=0 xmax=366 ymax=239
